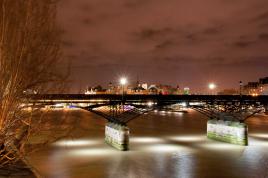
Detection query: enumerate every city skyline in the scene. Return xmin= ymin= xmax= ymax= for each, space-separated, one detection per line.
xmin=83 ymin=76 xmax=268 ymax=96
xmin=58 ymin=0 xmax=268 ymax=93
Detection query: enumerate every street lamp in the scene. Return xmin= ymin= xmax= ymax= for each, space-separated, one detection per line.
xmin=239 ymin=81 xmax=243 ymax=97
xmin=120 ymin=77 xmax=127 ymax=86
xmin=208 ymin=83 xmax=216 ymax=95
xmin=120 ymin=77 xmax=127 ymax=111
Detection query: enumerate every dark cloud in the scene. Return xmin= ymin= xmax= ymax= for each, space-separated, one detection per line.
xmin=185 ymin=33 xmax=199 ymax=42
xmin=234 ymin=41 xmax=255 ymax=48
xmin=258 ymin=33 xmax=268 ymax=40
xmin=259 ymin=22 xmax=268 ymax=28
xmin=155 ymin=40 xmax=175 ymax=50
xmin=135 ymin=27 xmax=174 ymax=41
xmin=203 ymin=26 xmax=221 ymax=35
xmin=254 ymin=11 xmax=268 ymax=22
xmin=57 ymin=0 xmax=268 ymax=93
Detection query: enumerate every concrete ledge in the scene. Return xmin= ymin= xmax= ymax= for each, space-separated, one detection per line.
xmin=105 ymin=122 xmax=129 ymax=151
xmin=207 ymin=119 xmax=248 ymax=146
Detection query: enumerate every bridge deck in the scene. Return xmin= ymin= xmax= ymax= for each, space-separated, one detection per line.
xmin=31 ymin=94 xmax=268 ymax=105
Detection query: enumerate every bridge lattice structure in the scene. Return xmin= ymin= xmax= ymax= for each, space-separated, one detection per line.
xmin=32 ymin=94 xmax=268 ymax=124
xmin=84 ymin=102 xmax=153 ymax=125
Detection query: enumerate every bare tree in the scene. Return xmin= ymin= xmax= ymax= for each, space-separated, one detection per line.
xmin=0 ymin=0 xmax=66 ymax=171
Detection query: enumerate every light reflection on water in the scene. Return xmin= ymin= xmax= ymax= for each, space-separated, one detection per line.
xmin=168 ymin=135 xmax=206 ymax=142
xmin=130 ymin=137 xmax=164 ymax=143
xmin=28 ymin=110 xmax=268 ymax=178
xmin=53 ymin=139 xmax=101 ymax=147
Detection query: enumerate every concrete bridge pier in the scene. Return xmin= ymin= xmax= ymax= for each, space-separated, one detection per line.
xmin=264 ymin=104 xmax=268 ymax=115
xmin=207 ymin=119 xmax=248 ymax=146
xmin=105 ymin=122 xmax=129 ymax=151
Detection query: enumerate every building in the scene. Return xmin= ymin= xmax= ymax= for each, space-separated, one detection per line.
xmin=148 ymin=85 xmax=159 ymax=94
xmin=243 ymin=77 xmax=268 ymax=96
xmin=259 ymin=77 xmax=268 ymax=95
xmin=141 ymin=83 xmax=148 ymax=90
xmin=85 ymin=85 xmax=106 ymax=95
xmin=183 ymin=87 xmax=190 ymax=95
xmin=243 ymin=82 xmax=260 ymax=96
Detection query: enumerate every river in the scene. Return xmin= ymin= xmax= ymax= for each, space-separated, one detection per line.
xmin=28 ymin=109 xmax=268 ymax=178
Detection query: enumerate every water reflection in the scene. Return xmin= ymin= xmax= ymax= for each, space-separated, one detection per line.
xmin=168 ymin=135 xmax=206 ymax=142
xmin=199 ymin=142 xmax=244 ymax=151
xmin=53 ymin=139 xmax=101 ymax=147
xmin=174 ymin=155 xmax=195 ymax=178
xmin=130 ymin=137 xmax=163 ymax=144
xmin=68 ymin=148 xmax=117 ymax=157
xmin=143 ymin=144 xmax=186 ymax=153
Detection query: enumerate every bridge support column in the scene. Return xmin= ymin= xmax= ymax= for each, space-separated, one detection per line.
xmin=264 ymin=104 xmax=268 ymax=115
xmin=105 ymin=122 xmax=129 ymax=151
xmin=207 ymin=119 xmax=248 ymax=146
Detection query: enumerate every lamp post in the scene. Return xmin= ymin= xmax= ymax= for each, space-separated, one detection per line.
xmin=239 ymin=81 xmax=243 ymax=97
xmin=120 ymin=77 xmax=127 ymax=112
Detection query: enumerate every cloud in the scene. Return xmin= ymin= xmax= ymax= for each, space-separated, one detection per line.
xmin=155 ymin=40 xmax=175 ymax=50
xmin=254 ymin=11 xmax=268 ymax=22
xmin=258 ymin=33 xmax=268 ymax=40
xmin=233 ymin=41 xmax=255 ymax=48
xmin=57 ymin=0 xmax=268 ymax=92
xmin=134 ymin=27 xmax=174 ymax=41
xmin=202 ymin=26 xmax=222 ymax=35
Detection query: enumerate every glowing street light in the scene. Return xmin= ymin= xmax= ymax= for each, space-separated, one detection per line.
xmin=120 ymin=77 xmax=127 ymax=111
xmin=120 ymin=77 xmax=127 ymax=86
xmin=208 ymin=83 xmax=216 ymax=90
xmin=208 ymin=83 xmax=217 ymax=95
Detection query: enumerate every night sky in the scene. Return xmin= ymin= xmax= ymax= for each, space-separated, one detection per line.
xmin=58 ymin=0 xmax=268 ymax=93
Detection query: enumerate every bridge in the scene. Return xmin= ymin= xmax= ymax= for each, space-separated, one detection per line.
xmin=32 ymin=94 xmax=268 ymax=122
xmin=31 ymin=94 xmax=268 ymax=150
xmin=31 ymin=94 xmax=268 ymax=104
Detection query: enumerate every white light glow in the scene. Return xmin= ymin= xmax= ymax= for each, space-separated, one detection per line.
xmin=181 ymin=102 xmax=187 ymax=107
xmin=175 ymin=112 xmax=184 ymax=116
xmin=131 ymin=137 xmax=163 ymax=143
xmin=68 ymin=148 xmax=116 ymax=157
xmin=144 ymin=144 xmax=184 ymax=153
xmin=208 ymin=83 xmax=216 ymax=90
xmin=248 ymin=137 xmax=268 ymax=147
xmin=120 ymin=77 xmax=127 ymax=85
xmin=169 ymin=135 xmax=206 ymax=142
xmin=250 ymin=133 xmax=268 ymax=139
xmin=200 ymin=142 xmax=244 ymax=150
xmin=53 ymin=139 xmax=100 ymax=147
xmin=147 ymin=101 xmax=154 ymax=107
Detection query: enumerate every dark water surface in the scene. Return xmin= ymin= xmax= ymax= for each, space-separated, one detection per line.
xmin=28 ymin=109 xmax=268 ymax=178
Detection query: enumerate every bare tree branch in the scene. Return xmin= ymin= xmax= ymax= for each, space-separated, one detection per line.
xmin=0 ymin=0 xmax=66 ymax=171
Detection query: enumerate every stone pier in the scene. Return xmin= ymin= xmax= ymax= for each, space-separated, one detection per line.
xmin=105 ymin=122 xmax=129 ymax=151
xmin=207 ymin=119 xmax=248 ymax=146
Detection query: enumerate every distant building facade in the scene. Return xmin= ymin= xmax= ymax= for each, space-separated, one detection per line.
xmin=243 ymin=77 xmax=268 ymax=96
